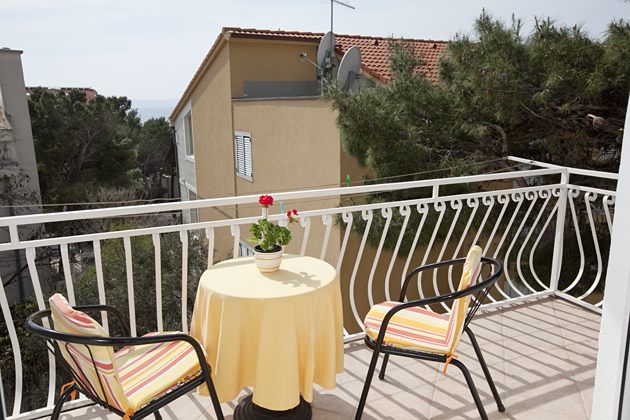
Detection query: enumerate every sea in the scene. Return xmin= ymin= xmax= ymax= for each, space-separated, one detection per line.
xmin=131 ymin=99 xmax=177 ymax=123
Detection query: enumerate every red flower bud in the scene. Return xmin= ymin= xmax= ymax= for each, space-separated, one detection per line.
xmin=287 ymin=211 xmax=292 ymax=218
xmin=292 ymin=209 xmax=298 ymax=215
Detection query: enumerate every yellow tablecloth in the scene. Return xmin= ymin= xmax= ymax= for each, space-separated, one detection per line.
xmin=190 ymin=254 xmax=344 ymax=410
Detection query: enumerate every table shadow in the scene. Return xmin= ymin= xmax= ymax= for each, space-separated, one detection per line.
xmin=264 ymin=271 xmax=322 ymax=288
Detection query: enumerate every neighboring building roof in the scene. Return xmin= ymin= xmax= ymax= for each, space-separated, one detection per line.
xmin=170 ymin=27 xmax=448 ymax=120
xmin=335 ymin=34 xmax=447 ymax=83
xmin=26 ymin=87 xmax=98 ymax=101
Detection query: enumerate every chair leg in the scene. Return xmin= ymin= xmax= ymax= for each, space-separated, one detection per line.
xmin=202 ymin=366 xmax=225 ymax=420
xmin=51 ymin=384 xmax=77 ymax=420
xmin=378 ymin=354 xmax=390 ymax=380
xmin=465 ymin=327 xmax=505 ymax=412
xmin=450 ymin=359 xmax=488 ymax=420
xmin=355 ymin=349 xmax=380 ymax=420
xmin=154 ymin=410 xmax=162 ymax=419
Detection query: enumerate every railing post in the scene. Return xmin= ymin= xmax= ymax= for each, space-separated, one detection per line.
xmin=432 ymin=185 xmax=440 ymax=199
xmin=0 ymin=367 xmax=6 ymax=419
xmin=550 ymin=170 xmax=570 ymax=291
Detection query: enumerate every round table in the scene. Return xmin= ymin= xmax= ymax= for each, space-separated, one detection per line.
xmin=190 ymin=254 xmax=344 ymax=420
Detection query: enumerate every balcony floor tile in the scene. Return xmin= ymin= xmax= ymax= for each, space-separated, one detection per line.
xmin=60 ymin=297 xmax=599 ymax=420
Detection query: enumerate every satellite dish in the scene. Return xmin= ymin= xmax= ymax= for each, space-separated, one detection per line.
xmin=337 ymin=46 xmax=361 ymax=91
xmin=317 ymin=31 xmax=335 ymax=69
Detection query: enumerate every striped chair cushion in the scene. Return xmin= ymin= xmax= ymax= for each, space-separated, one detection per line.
xmin=363 ymin=245 xmax=483 ymax=357
xmin=364 ymin=302 xmax=453 ymax=353
xmin=449 ymin=245 xmax=482 ymax=354
xmin=49 ymin=294 xmax=130 ymax=411
xmin=115 ymin=332 xmax=202 ymax=410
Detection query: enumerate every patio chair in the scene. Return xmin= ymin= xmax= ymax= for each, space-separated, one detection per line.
xmin=26 ymin=294 xmax=225 ymax=420
xmin=355 ymin=246 xmax=505 ymax=420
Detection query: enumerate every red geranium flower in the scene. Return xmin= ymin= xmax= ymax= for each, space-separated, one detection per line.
xmin=259 ymin=194 xmax=273 ymax=207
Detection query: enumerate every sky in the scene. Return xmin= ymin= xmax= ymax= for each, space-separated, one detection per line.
xmin=1 ymin=0 xmax=628 ymax=104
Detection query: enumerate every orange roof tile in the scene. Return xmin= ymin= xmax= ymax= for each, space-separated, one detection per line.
xmin=335 ymin=34 xmax=447 ymax=83
xmin=226 ymin=28 xmax=447 ymax=83
xmin=171 ymin=27 xmax=447 ymax=120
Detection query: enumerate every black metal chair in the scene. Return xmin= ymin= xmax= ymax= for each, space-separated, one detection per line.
xmin=26 ymin=303 xmax=225 ymax=420
xmin=355 ymin=256 xmax=506 ymax=420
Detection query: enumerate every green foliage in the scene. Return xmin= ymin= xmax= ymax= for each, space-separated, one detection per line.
xmin=440 ymin=12 xmax=627 ymax=170
xmin=136 ymin=117 xmax=175 ymax=198
xmin=248 ymin=218 xmax=293 ymax=252
xmin=0 ymin=299 xmax=52 ymax=412
xmin=330 ymin=12 xmax=627 ymax=184
xmin=28 ymin=88 xmax=142 ymax=205
xmin=75 ymin=227 xmax=207 ymax=334
xmin=328 ymin=12 xmax=628 ymax=253
xmin=28 ymin=91 xmax=177 ymax=211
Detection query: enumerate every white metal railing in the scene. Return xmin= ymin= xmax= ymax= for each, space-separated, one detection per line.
xmin=0 ymin=159 xmax=617 ymax=419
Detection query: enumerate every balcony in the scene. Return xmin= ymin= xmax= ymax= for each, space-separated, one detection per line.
xmin=0 ymin=157 xmax=615 ymax=419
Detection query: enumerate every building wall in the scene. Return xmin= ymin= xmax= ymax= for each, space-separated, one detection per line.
xmin=0 ymin=49 xmax=42 ymax=301
xmin=231 ymin=98 xmax=341 ymax=263
xmin=187 ymin=43 xmax=238 ymax=261
xmin=229 ymin=39 xmax=318 ymax=98
xmin=0 ymin=50 xmax=41 ymax=206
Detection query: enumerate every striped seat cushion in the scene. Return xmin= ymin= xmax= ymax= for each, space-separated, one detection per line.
xmin=364 ymin=302 xmax=453 ymax=353
xmin=49 ymin=294 xmax=129 ymax=411
xmin=114 ymin=332 xmax=203 ymax=410
xmin=364 ymin=246 xmax=483 ymax=356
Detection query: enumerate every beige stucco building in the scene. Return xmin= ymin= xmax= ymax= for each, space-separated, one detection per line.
xmin=0 ymin=48 xmax=42 ymax=300
xmin=170 ymin=28 xmax=446 ymax=266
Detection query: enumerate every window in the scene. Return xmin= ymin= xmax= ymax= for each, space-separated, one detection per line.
xmin=234 ymin=131 xmax=252 ymax=181
xmin=239 ymin=241 xmax=255 ymax=257
xmin=184 ymin=112 xmax=194 ymax=156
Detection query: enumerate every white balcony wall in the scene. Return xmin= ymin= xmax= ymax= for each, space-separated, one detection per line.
xmin=592 ymin=98 xmax=630 ymax=419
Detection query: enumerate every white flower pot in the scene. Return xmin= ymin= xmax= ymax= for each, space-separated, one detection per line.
xmin=253 ymin=245 xmax=283 ymax=273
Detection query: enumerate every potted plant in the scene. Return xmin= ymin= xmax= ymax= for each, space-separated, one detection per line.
xmin=248 ymin=194 xmax=299 ymax=272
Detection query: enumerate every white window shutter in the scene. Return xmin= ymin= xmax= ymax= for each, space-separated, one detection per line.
xmin=235 ymin=134 xmax=244 ymax=174
xmin=244 ymin=135 xmax=252 ymax=177
xmin=234 ymin=132 xmax=252 ymax=179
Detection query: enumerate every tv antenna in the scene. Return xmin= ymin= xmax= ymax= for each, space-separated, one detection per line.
xmin=299 ymin=0 xmax=356 ymax=94
xmin=330 ymin=0 xmax=355 ymax=61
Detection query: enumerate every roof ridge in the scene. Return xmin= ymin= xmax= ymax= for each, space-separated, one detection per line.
xmin=224 ymin=27 xmax=324 ymax=36
xmin=336 ymin=33 xmax=448 ymax=44
xmin=224 ymin=27 xmax=447 ymax=43
xmin=171 ymin=27 xmax=448 ymax=120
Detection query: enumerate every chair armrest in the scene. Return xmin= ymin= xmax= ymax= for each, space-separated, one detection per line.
xmin=399 ymin=258 xmax=467 ymax=302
